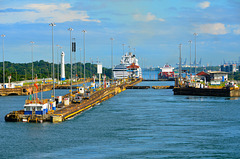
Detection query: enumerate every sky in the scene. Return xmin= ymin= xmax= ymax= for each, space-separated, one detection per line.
xmin=0 ymin=0 xmax=240 ymax=68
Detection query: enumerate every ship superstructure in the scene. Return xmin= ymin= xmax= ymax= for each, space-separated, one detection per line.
xmin=113 ymin=52 xmax=142 ymax=79
xmin=158 ymin=64 xmax=175 ymax=79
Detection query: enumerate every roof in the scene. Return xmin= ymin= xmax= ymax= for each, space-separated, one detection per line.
xmin=196 ymin=71 xmax=209 ymax=76
xmin=127 ymin=63 xmax=140 ymax=69
xmin=209 ymin=71 xmax=229 ymax=74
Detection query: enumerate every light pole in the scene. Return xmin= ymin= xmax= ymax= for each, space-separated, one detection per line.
xmin=193 ymin=33 xmax=198 ymax=77
xmin=68 ymin=28 xmax=73 ymax=96
xmin=122 ymin=43 xmax=125 ymax=79
xmin=56 ymin=44 xmax=60 ymax=84
xmin=110 ymin=38 xmax=114 ymax=83
xmin=82 ymin=30 xmax=86 ymax=85
xmin=179 ymin=44 xmax=182 ymax=87
xmin=90 ymin=57 xmax=92 ymax=78
xmin=49 ymin=22 xmax=56 ymax=100
xmin=30 ymin=41 xmax=35 ymax=85
xmin=1 ymin=34 xmax=5 ymax=88
xmin=79 ymin=48 xmax=82 ymax=80
xmin=188 ymin=40 xmax=192 ymax=79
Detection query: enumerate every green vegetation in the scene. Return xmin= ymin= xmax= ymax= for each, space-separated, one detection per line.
xmin=0 ymin=60 xmax=112 ymax=83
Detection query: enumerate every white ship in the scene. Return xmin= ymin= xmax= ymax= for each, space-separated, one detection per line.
xmin=113 ymin=52 xmax=142 ymax=79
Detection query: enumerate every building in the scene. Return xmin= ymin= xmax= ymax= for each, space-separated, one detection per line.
xmin=196 ymin=71 xmax=210 ymax=82
xmin=221 ymin=64 xmax=237 ymax=73
xmin=209 ymin=71 xmax=228 ymax=85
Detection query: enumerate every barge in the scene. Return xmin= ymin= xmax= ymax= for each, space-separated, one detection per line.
xmin=173 ymin=86 xmax=240 ymax=97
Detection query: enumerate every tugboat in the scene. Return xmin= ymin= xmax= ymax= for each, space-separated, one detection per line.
xmin=5 ymin=78 xmax=57 ymax=122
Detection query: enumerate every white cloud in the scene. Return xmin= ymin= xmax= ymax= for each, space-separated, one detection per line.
xmin=133 ymin=12 xmax=165 ymax=22
xmin=227 ymin=25 xmax=240 ymax=35
xmin=233 ymin=28 xmax=240 ymax=35
xmin=198 ymin=1 xmax=210 ymax=9
xmin=195 ymin=23 xmax=227 ymax=35
xmin=0 ymin=3 xmax=101 ymax=24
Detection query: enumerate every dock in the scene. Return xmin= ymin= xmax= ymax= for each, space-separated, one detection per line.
xmin=173 ymin=87 xmax=240 ymax=97
xmin=126 ymin=86 xmax=150 ymax=89
xmin=0 ymin=79 xmax=92 ymax=96
xmin=142 ymin=79 xmax=175 ymax=81
xmin=5 ymin=79 xmax=142 ymax=123
xmin=152 ymin=86 xmax=174 ymax=89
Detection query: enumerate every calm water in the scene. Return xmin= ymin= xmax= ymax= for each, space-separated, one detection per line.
xmin=1 ymin=80 xmax=240 ymax=158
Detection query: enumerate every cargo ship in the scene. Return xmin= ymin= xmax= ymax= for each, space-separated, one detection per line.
xmin=158 ymin=64 xmax=175 ymax=80
xmin=113 ymin=52 xmax=142 ymax=79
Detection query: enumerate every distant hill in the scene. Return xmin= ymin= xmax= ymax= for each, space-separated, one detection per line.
xmin=0 ymin=60 xmax=112 ymax=83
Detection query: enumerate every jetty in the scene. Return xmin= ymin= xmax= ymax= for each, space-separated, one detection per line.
xmin=0 ymin=78 xmax=92 ymax=96
xmin=5 ymin=78 xmax=142 ymax=123
xmin=173 ymin=86 xmax=240 ymax=97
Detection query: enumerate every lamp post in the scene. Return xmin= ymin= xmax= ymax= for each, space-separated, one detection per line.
xmin=179 ymin=44 xmax=182 ymax=87
xmin=30 ymin=41 xmax=35 ymax=85
xmin=79 ymin=48 xmax=82 ymax=79
xmin=68 ymin=28 xmax=73 ymax=96
xmin=110 ymin=38 xmax=114 ymax=83
xmin=1 ymin=34 xmax=5 ymax=88
xmin=49 ymin=22 xmax=56 ymax=100
xmin=122 ymin=43 xmax=125 ymax=80
xmin=82 ymin=30 xmax=86 ymax=85
xmin=188 ymin=40 xmax=192 ymax=79
xmin=193 ymin=33 xmax=198 ymax=77
xmin=56 ymin=44 xmax=60 ymax=84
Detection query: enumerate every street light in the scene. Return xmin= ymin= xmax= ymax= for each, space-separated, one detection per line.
xmin=179 ymin=44 xmax=182 ymax=87
xmin=82 ymin=30 xmax=86 ymax=85
xmin=68 ymin=28 xmax=73 ymax=96
xmin=30 ymin=41 xmax=35 ymax=86
xmin=188 ymin=40 xmax=192 ymax=79
xmin=122 ymin=43 xmax=125 ymax=79
xmin=110 ymin=38 xmax=114 ymax=83
xmin=49 ymin=22 xmax=56 ymax=100
xmin=193 ymin=33 xmax=198 ymax=77
xmin=56 ymin=44 xmax=60 ymax=83
xmin=1 ymin=34 xmax=5 ymax=88
xmin=79 ymin=48 xmax=82 ymax=80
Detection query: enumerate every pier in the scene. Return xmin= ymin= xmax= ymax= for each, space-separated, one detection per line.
xmin=173 ymin=87 xmax=240 ymax=97
xmin=5 ymin=79 xmax=142 ymax=123
xmin=0 ymin=79 xmax=92 ymax=96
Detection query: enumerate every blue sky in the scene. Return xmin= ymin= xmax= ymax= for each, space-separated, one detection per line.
xmin=0 ymin=0 xmax=240 ymax=68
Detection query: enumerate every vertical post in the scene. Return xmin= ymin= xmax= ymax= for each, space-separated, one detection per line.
xmin=30 ymin=41 xmax=34 ymax=85
xmin=1 ymin=34 xmax=5 ymax=88
xmin=79 ymin=48 xmax=82 ymax=79
xmin=56 ymin=45 xmax=60 ymax=84
xmin=82 ymin=30 xmax=86 ymax=86
xmin=110 ymin=38 xmax=114 ymax=83
xmin=49 ymin=22 xmax=56 ymax=100
xmin=193 ymin=33 xmax=198 ymax=77
xmin=188 ymin=40 xmax=192 ymax=79
xmin=179 ymin=44 xmax=182 ymax=87
xmin=68 ymin=28 xmax=73 ymax=96
xmin=122 ymin=43 xmax=125 ymax=80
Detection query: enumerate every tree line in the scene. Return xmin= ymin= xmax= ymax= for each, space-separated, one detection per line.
xmin=0 ymin=60 xmax=112 ymax=83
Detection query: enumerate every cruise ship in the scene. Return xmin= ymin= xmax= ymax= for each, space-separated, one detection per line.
xmin=113 ymin=52 xmax=142 ymax=79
